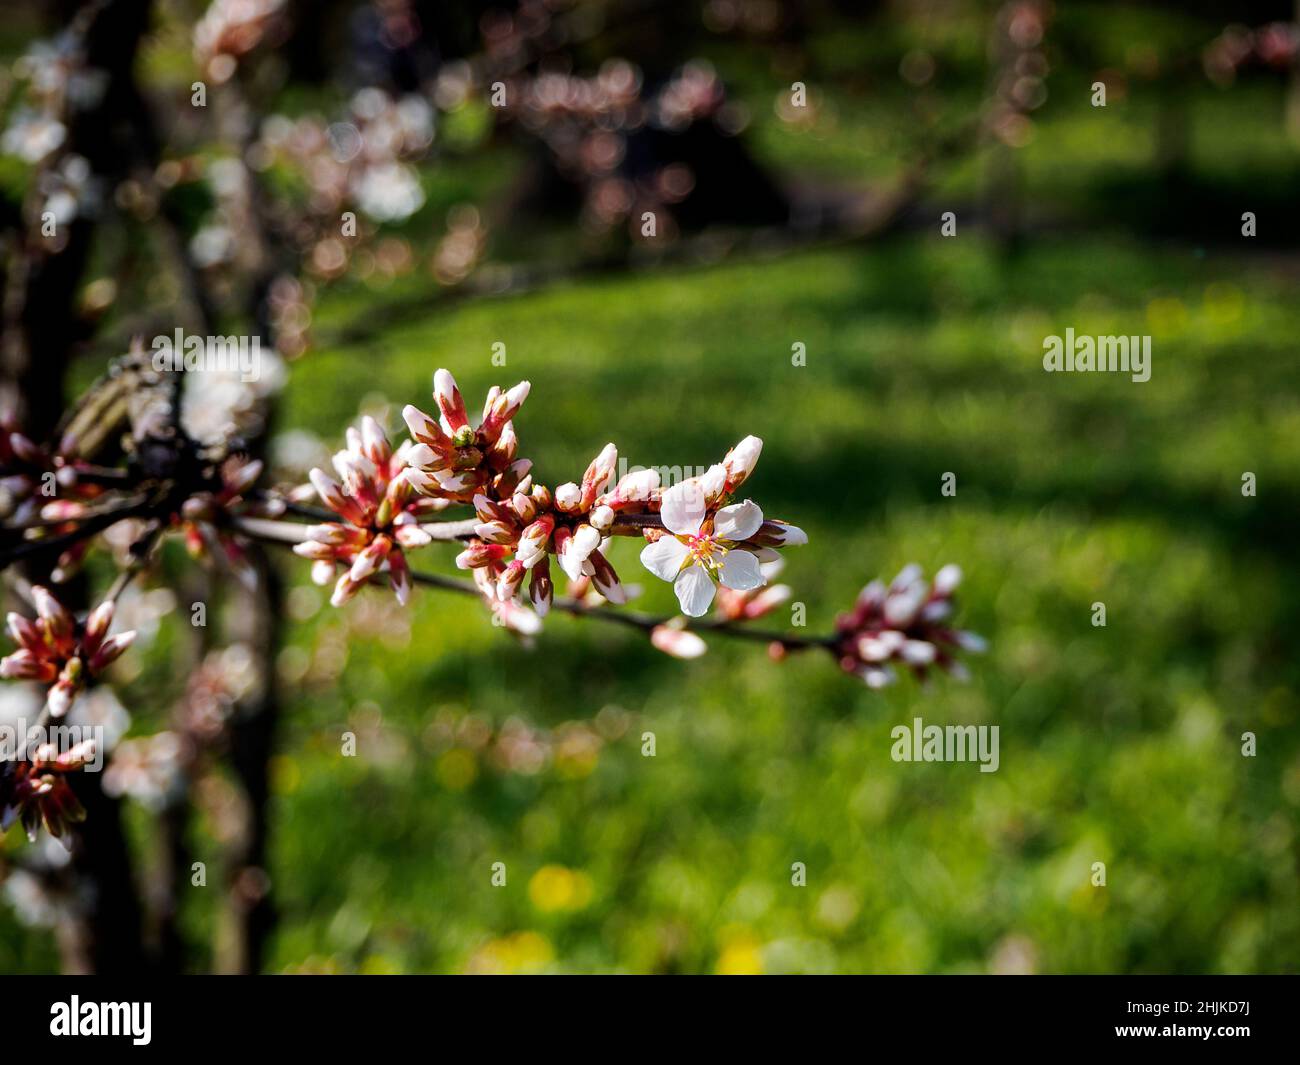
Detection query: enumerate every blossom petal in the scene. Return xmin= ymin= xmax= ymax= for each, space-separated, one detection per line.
xmin=659 ymin=481 xmax=706 ymax=536
xmin=640 ymin=536 xmax=690 ymax=581
xmin=673 ymin=563 xmax=716 ymax=617
xmin=719 ymin=549 xmax=764 ymax=591
xmin=650 ymin=624 xmax=707 ymax=659
xmin=714 ymin=499 xmax=763 ymax=542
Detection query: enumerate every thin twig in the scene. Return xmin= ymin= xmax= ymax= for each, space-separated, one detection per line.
xmin=235 ymin=521 xmax=831 ymax=653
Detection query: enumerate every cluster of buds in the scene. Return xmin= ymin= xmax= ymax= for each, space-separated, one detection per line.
xmin=1 ymin=420 xmax=103 ymax=525
xmin=296 ymin=416 xmax=443 ymax=606
xmin=1 ymin=426 xmax=88 ymax=579
xmin=0 ymin=739 xmax=96 ymax=844
xmin=391 ymin=369 xmax=807 ymax=628
xmin=1 ymin=588 xmax=136 ymax=717
xmin=832 ymin=564 xmax=986 ymax=688
xmin=456 ymin=438 xmax=632 ymax=622
xmin=176 ymin=454 xmax=266 ymax=588
xmin=402 ymin=369 xmax=532 ymax=504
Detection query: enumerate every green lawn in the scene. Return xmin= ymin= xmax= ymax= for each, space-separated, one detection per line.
xmin=232 ymin=233 xmax=1299 ymax=973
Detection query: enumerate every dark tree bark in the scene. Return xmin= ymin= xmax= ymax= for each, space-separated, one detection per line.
xmin=1 ymin=0 xmax=156 ymax=974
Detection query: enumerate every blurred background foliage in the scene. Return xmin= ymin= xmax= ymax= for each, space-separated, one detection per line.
xmin=1 ymin=0 xmax=1298 ymax=973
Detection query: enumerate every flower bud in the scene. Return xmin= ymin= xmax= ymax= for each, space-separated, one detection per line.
xmin=349 ymin=535 xmax=392 ymax=582
xmin=650 ymin=623 xmax=707 ymax=659
xmin=493 ymin=459 xmax=532 ymax=498
xmin=528 ymin=558 xmax=553 ymax=617
xmin=598 ymin=468 xmax=659 ymax=508
xmin=393 ymin=522 xmax=433 ymax=549
xmin=587 ymin=550 xmax=626 ymax=604
xmin=511 ymin=491 xmax=538 ymax=526
xmin=87 ymin=631 xmax=136 ymax=674
xmin=434 ymin=369 xmax=469 ymax=431
xmin=474 ymin=520 xmax=516 ymax=545
xmin=555 ymin=481 xmax=582 ymax=513
xmin=360 ymin=415 xmax=391 ymax=466
xmin=516 ymin=514 xmax=554 ymax=569
xmin=497 ymin=560 xmax=526 ymax=602
xmin=581 ymin=443 xmax=618 ymax=508
xmin=455 ymin=542 xmax=508 ymax=570
xmin=722 ymin=435 xmax=763 ymax=491
xmin=489 ymin=421 xmax=518 ymax=466
xmin=32 ymin=586 xmax=74 ymax=647
xmin=402 ymin=403 xmax=450 ymax=449
xmin=388 ymin=549 xmax=411 ymax=606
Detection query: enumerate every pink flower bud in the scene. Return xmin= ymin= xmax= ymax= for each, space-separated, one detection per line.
xmin=743 ymin=583 xmax=791 ymax=619
xmin=555 ymin=481 xmax=582 ymax=512
xmin=528 ymin=558 xmax=553 ymax=617
xmin=497 ymin=560 xmax=526 ymax=602
xmin=587 ymin=550 xmax=626 ymax=604
xmin=0 ymin=649 xmax=56 ymax=681
xmin=598 ymin=468 xmax=659 ymax=508
xmin=650 ymin=624 xmax=707 ymax=659
xmin=87 ymin=630 xmax=136 ymax=673
xmin=349 ymin=535 xmax=392 ymax=582
xmin=559 ymin=523 xmax=600 ymax=581
xmin=934 ymin=564 xmax=962 ymax=596
xmin=455 ymin=542 xmax=508 ymax=570
xmin=225 ymin=457 xmax=264 ymax=497
xmin=32 ymin=586 xmax=73 ymax=647
xmin=473 ymin=493 xmax=514 ymax=524
xmin=6 ymin=612 xmax=44 ymax=654
xmin=388 ymin=549 xmax=411 ymax=606
xmin=360 ymin=416 xmax=390 ymax=466
xmin=309 ymin=469 xmax=366 ymax=525
xmin=434 ymin=369 xmax=469 ymax=431
xmin=405 ymin=443 xmax=438 ymax=469
xmin=393 ymin=522 xmax=433 ymax=549
xmin=474 ymin=520 xmax=517 ymax=545
xmin=481 ymin=381 xmax=530 ymax=442
xmin=516 ymin=514 xmax=554 ymax=568
xmin=511 ymin=491 xmax=538 ymax=525
xmin=402 ymin=403 xmax=450 ymax=450
xmin=303 ymin=523 xmax=355 ymax=545
xmin=489 ymin=420 xmax=518 ymax=465
xmin=493 ymin=459 xmax=532 ymax=498
xmin=82 ymin=600 xmax=115 ymax=654
xmin=331 ymin=573 xmax=363 ymax=607
xmin=581 ymin=443 xmax=618 ymax=508
xmin=294 ymin=539 xmax=337 ymax=561
xmin=46 ymin=680 xmax=75 ymax=719
xmin=722 ymin=435 xmax=763 ymax=491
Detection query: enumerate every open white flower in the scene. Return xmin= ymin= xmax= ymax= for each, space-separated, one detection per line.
xmin=640 ymin=481 xmax=766 ymax=616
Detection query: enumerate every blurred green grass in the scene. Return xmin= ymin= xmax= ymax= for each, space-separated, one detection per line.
xmin=243 ymin=233 xmax=1298 ymax=973
xmin=3 ymin=4 xmax=1299 ymax=975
